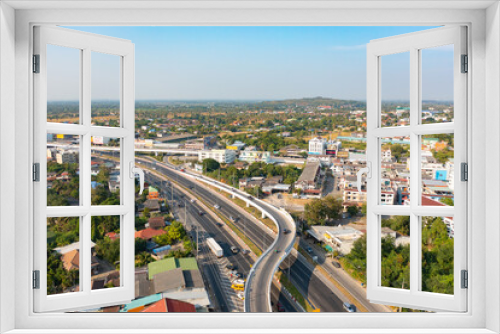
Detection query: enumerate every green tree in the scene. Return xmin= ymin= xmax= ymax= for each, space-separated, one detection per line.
xmin=347 ymin=205 xmax=358 ymax=217
xmin=202 ymin=158 xmax=220 ymax=173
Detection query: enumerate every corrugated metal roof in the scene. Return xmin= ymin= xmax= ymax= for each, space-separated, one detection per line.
xmin=148 ymin=257 xmax=199 ymax=280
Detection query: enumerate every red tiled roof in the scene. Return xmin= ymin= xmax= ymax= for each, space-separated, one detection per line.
xmin=135 ymin=228 xmax=166 ymax=240
xmin=421 ymin=196 xmax=446 ymax=206
xmin=165 ymin=298 xmax=196 ymax=312
xmin=141 ymin=299 xmax=167 ymax=313
xmin=106 ymin=232 xmax=119 ymax=241
xmin=140 ymin=298 xmax=196 ymax=313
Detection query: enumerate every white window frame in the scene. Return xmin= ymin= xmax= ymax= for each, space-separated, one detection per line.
xmin=365 ymin=26 xmax=467 ymax=312
xmin=33 ymin=26 xmax=136 ymax=312
xmin=0 ymin=2 xmax=498 ymax=334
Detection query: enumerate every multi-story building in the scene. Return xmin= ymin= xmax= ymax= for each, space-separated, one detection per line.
xmin=308 ymin=137 xmax=327 ymax=155
xmin=343 ymin=188 xmax=366 ymax=205
xmin=198 ymin=149 xmax=236 ymax=164
xmin=56 ymin=150 xmax=78 ymax=164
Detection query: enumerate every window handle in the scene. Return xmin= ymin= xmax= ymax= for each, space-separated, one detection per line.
xmin=356 ymin=162 xmax=372 ymax=193
xmin=130 ymin=162 xmax=145 ymax=194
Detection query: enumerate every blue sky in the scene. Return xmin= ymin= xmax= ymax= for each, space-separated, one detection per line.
xmin=47 ymin=26 xmax=453 ymax=101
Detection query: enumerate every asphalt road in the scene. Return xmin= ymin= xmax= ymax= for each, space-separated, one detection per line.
xmin=143 ymin=168 xmax=299 ymax=312
xmin=137 ymin=156 xmax=346 ymax=312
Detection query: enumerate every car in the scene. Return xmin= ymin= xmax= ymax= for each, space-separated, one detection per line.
xmin=230 ymin=271 xmax=242 ymax=279
xmin=231 ymin=246 xmax=239 ymax=254
xmin=332 ymin=261 xmax=341 ymax=269
xmin=283 ymin=229 xmax=290 ymax=234
xmin=277 ymin=302 xmax=285 ymax=312
xmin=274 ymin=249 xmax=280 ymax=253
xmin=214 ymin=204 xmax=220 ymax=209
xmin=177 ymin=203 xmax=183 ymax=207
xmin=237 ymin=292 xmax=245 ymax=300
xmin=190 ymin=199 xmax=196 ymax=203
xmin=226 ymin=263 xmax=236 ymax=270
xmin=198 ymin=211 xmax=204 ymax=216
xmin=307 ymin=246 xmax=313 ymax=253
xmin=241 ymin=249 xmax=250 ymax=255
xmin=216 ymin=223 xmax=223 ymax=227
xmin=343 ymin=302 xmax=357 ymax=312
xmin=180 ymin=169 xmax=185 ymax=172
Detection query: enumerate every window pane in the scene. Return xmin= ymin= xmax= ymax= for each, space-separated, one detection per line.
xmin=380 ymin=52 xmax=410 ymax=127
xmin=91 ymin=137 xmax=121 ymax=205
xmin=47 ymin=134 xmax=80 ymax=206
xmin=91 ymin=52 xmax=121 ymax=127
xmin=421 ymin=134 xmax=454 ymax=206
xmin=380 ymin=215 xmax=410 ymax=289
xmin=91 ymin=216 xmax=121 ymax=290
xmin=380 ymin=137 xmax=410 ymax=205
xmin=47 ymin=44 xmax=80 ymax=124
xmin=421 ymin=45 xmax=454 ymax=124
xmin=421 ymin=216 xmax=454 ymax=294
xmin=47 ymin=217 xmax=80 ymax=295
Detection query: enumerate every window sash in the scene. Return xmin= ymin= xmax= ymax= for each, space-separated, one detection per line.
xmin=33 ymin=25 xmax=136 ymax=312
xmin=366 ymin=26 xmax=467 ymax=312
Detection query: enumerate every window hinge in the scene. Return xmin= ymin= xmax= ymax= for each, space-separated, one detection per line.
xmin=461 ymin=54 xmax=468 ymax=73
xmin=33 ymin=270 xmax=40 ymax=289
xmin=461 ymin=270 xmax=468 ymax=289
xmin=461 ymin=162 xmax=468 ymax=182
xmin=33 ymin=163 xmax=40 ymax=182
xmin=33 ymin=54 xmax=40 ymax=73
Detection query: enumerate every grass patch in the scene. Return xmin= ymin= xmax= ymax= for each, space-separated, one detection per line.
xmin=168 ymin=156 xmax=184 ymax=166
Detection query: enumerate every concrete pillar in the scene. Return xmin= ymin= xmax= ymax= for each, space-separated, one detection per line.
xmin=246 ymin=201 xmax=250 ymax=208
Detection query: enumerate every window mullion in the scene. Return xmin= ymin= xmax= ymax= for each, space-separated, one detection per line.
xmin=81 ymin=48 xmax=92 ymax=294
xmin=409 ymin=47 xmax=420 ymax=294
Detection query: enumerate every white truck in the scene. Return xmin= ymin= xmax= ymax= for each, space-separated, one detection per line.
xmin=206 ymin=238 xmax=223 ymax=258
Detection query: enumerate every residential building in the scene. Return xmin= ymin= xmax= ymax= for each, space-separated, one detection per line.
xmin=198 ymin=149 xmax=236 ymax=164
xmin=308 ymin=137 xmax=327 ymax=155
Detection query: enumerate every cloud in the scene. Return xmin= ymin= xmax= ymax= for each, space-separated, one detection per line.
xmin=328 ymin=44 xmax=366 ymax=51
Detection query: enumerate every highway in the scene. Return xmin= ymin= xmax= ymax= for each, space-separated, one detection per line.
xmin=143 ymin=167 xmax=299 ymax=312
xmin=135 ymin=156 xmax=347 ymax=312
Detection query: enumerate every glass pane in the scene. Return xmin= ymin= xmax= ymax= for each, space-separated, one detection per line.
xmin=91 ymin=137 xmax=121 ymax=205
xmin=47 ymin=217 xmax=80 ymax=295
xmin=421 ymin=134 xmax=454 ymax=206
xmin=91 ymin=216 xmax=121 ymax=290
xmin=47 ymin=134 xmax=80 ymax=206
xmin=380 ymin=52 xmax=410 ymax=127
xmin=421 ymin=45 xmax=454 ymax=124
xmin=47 ymin=44 xmax=81 ymax=124
xmin=380 ymin=215 xmax=410 ymax=289
xmin=91 ymin=52 xmax=121 ymax=127
xmin=380 ymin=137 xmax=410 ymax=205
xmin=421 ymin=216 xmax=454 ymax=294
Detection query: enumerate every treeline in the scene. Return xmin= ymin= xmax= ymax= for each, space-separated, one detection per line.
xmin=303 ymin=196 xmax=343 ymax=226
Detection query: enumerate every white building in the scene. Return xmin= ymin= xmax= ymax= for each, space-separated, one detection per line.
xmin=198 ymin=149 xmax=236 ymax=164
xmin=56 ymin=150 xmax=78 ymax=164
xmin=308 ymin=137 xmax=327 ymax=155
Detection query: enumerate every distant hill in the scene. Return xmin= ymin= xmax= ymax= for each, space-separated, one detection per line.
xmin=256 ymin=97 xmax=366 ymax=109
